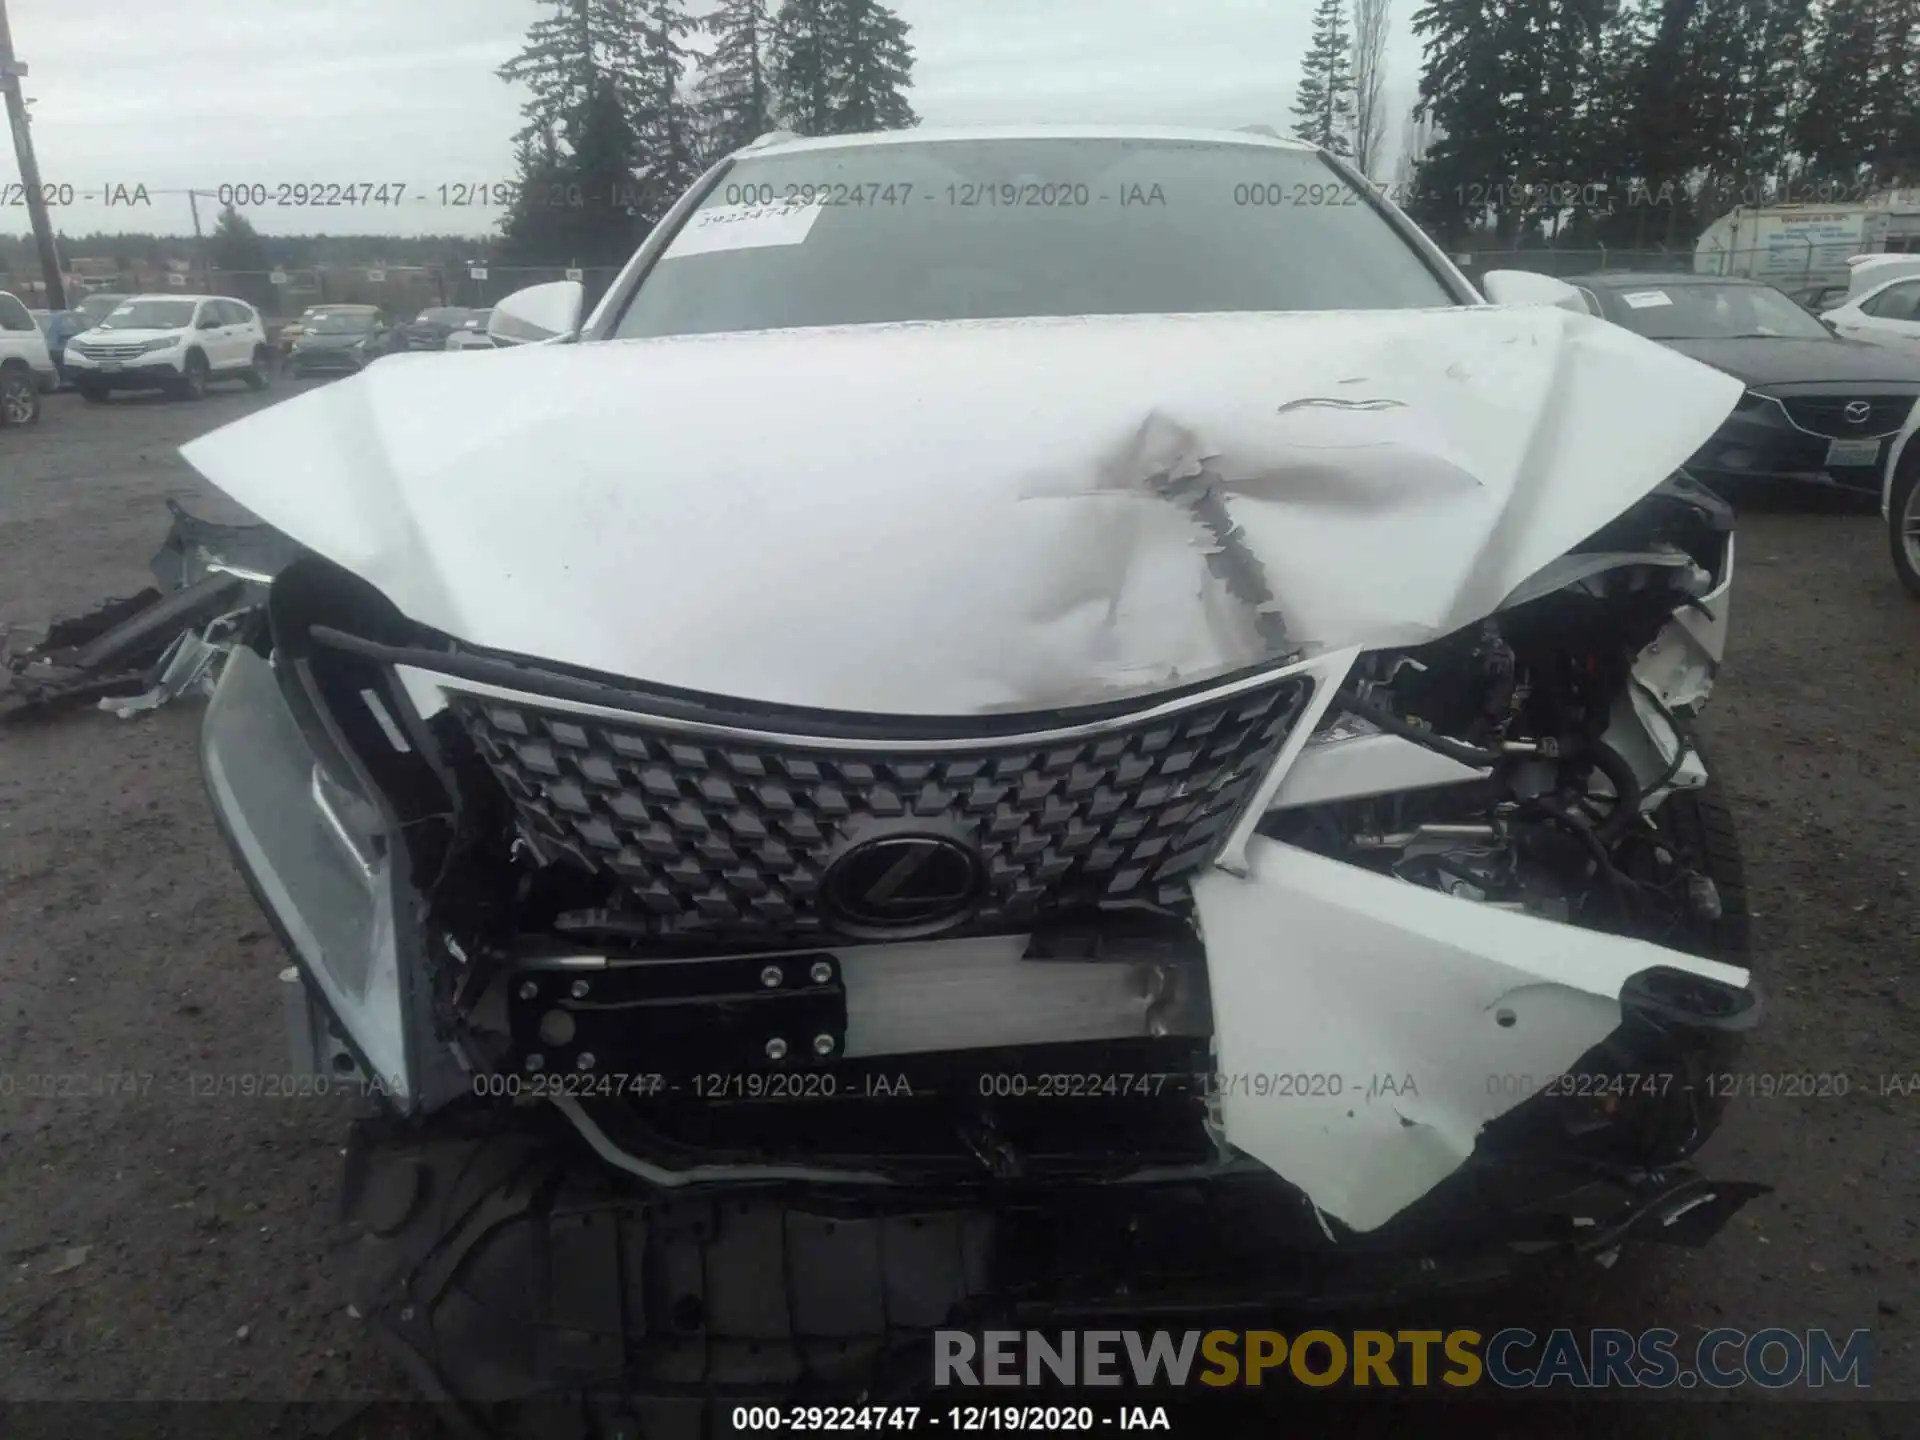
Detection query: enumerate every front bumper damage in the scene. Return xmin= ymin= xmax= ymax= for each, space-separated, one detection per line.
xmin=339 ymin=1115 xmax=1764 ymax=1432
xmin=209 ymin=631 xmax=1765 ymax=1327
xmin=1 ymin=501 xmax=300 ymax=721
xmin=181 ymin=303 xmax=1770 ymax=1420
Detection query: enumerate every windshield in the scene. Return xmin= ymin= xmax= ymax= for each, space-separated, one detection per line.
xmin=612 ymin=138 xmax=1457 ymax=338
xmin=309 ymin=313 xmax=378 ymax=334
xmin=1596 ymin=282 xmax=1831 ymax=341
xmin=97 ymin=300 xmax=198 ymax=330
xmin=74 ymin=294 xmax=126 ymax=326
xmin=417 ymin=308 xmax=467 ymax=325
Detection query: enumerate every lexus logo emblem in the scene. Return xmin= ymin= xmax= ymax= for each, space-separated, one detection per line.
xmin=1844 ymin=401 xmax=1872 ymax=424
xmin=821 ymin=831 xmax=985 ymax=938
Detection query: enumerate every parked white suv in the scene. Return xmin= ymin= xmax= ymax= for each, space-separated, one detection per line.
xmin=0 ymin=289 xmax=60 ymax=427
xmin=64 ymin=294 xmax=274 ymax=402
xmin=1823 ymin=274 xmax=1920 ymax=357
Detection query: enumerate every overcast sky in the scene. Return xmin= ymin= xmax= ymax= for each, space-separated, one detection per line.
xmin=5 ymin=0 xmax=1426 ymax=239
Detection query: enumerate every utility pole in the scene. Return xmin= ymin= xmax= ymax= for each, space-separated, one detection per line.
xmin=0 ymin=0 xmax=66 ymax=310
xmin=187 ymin=188 xmax=212 ymax=292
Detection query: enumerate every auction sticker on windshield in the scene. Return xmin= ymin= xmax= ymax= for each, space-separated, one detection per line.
xmin=662 ymin=198 xmax=824 ymax=260
xmin=1620 ymin=290 xmax=1674 ymax=308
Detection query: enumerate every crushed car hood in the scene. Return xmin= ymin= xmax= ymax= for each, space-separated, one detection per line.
xmin=180 ymin=307 xmax=1742 ymax=715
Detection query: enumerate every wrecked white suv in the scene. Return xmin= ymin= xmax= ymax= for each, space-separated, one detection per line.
xmin=183 ymin=126 xmax=1761 ymax=1417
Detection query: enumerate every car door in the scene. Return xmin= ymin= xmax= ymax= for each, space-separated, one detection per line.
xmin=216 ymin=301 xmax=252 ymax=369
xmin=0 ymin=291 xmax=55 ymax=384
xmin=1829 ymin=279 xmax=1920 ymax=354
xmin=190 ymin=300 xmax=228 ymax=368
xmin=229 ymin=302 xmax=264 ymax=366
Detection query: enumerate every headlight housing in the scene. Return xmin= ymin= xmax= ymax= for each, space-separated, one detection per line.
xmin=139 ymin=335 xmax=182 ymax=354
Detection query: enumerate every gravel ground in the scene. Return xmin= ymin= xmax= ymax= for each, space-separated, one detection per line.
xmin=0 ymin=384 xmax=1914 ymax=1434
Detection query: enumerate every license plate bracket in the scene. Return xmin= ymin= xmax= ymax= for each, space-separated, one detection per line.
xmin=507 ymin=953 xmax=848 ymax=1077
xmin=1826 ymin=436 xmax=1883 ymax=469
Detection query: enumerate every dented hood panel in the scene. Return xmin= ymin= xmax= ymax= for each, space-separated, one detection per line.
xmin=180 ymin=308 xmax=1742 ymax=715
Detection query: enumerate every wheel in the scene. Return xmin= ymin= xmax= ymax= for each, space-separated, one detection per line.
xmin=172 ymin=351 xmax=210 ymax=401
xmin=242 ymin=345 xmax=272 ymax=391
xmin=78 ymin=381 xmax=109 ymax=404
xmin=1890 ymin=448 xmax=1920 ymax=601
xmin=0 ymin=364 xmax=40 ymax=426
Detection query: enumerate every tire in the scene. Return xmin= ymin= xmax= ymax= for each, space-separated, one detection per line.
xmin=78 ymin=382 xmax=109 ymax=404
xmin=1890 ymin=448 xmax=1920 ymax=601
xmin=242 ymin=345 xmax=272 ymax=392
xmin=0 ymin=364 xmax=40 ymax=426
xmin=172 ymin=351 xmax=209 ymax=401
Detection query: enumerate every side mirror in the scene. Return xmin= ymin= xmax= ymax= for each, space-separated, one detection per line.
xmin=489 ymin=280 xmax=584 ymax=346
xmin=198 ymin=317 xmax=221 ymax=330
xmin=1481 ymin=270 xmax=1592 ymax=315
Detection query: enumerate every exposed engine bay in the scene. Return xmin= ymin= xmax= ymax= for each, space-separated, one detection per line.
xmin=1268 ymin=473 xmax=1740 ymax=953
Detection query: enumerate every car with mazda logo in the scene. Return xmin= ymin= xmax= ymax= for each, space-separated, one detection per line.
xmin=181 ymin=125 xmax=1767 ymax=1422
xmin=1567 ymin=271 xmax=1920 ymax=500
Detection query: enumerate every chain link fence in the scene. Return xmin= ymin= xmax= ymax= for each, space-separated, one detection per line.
xmin=1449 ymin=243 xmax=1865 ymax=294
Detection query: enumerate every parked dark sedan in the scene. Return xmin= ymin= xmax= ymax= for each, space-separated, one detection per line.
xmin=1568 ymin=272 xmax=1920 ymax=497
xmin=393 ymin=306 xmax=476 ymax=351
xmin=286 ymin=310 xmax=394 ymax=377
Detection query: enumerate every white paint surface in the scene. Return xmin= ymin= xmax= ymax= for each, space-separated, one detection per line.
xmin=179 ymin=304 xmax=1742 ymax=716
xmin=1190 ymin=837 xmax=1750 ymax=1232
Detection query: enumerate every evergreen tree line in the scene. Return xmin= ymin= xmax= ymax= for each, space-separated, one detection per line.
xmin=1400 ymin=0 xmax=1920 ymax=247
xmin=495 ymin=0 xmax=915 ymax=269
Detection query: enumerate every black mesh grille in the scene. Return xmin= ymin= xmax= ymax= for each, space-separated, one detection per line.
xmin=451 ymin=677 xmax=1310 ymax=943
xmin=1779 ymin=395 xmax=1913 ymax=437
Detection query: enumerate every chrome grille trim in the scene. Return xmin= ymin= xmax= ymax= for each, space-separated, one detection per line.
xmin=402 ymin=661 xmax=1330 ymax=942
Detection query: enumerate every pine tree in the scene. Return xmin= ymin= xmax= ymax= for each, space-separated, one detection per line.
xmin=499 ymin=127 xmax=570 ymax=264
xmin=498 ymin=0 xmax=621 ymax=146
xmin=1792 ymin=0 xmax=1884 ymax=181
xmin=1293 ymin=0 xmax=1357 ymax=155
xmin=1408 ymin=0 xmax=1522 ymax=235
xmin=1861 ymin=0 xmax=1920 ymax=182
xmin=772 ymin=0 xmax=836 ymax=135
xmin=834 ymin=0 xmax=918 ymax=132
xmin=700 ymin=0 xmax=776 ymax=157
xmin=209 ymin=203 xmax=272 ymax=309
xmin=208 ymin=203 xmax=268 ymax=275
xmin=1721 ymin=0 xmax=1814 ymax=202
xmin=620 ymin=0 xmax=702 ymax=222
xmin=772 ymin=0 xmax=917 ymax=136
xmin=567 ymin=76 xmax=647 ymax=264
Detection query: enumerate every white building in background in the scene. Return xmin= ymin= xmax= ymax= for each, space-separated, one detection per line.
xmin=1694 ymin=188 xmax=1920 ymax=288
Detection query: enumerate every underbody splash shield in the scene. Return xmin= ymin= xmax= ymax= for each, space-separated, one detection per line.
xmin=1189 ymin=838 xmax=1752 ymax=1233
